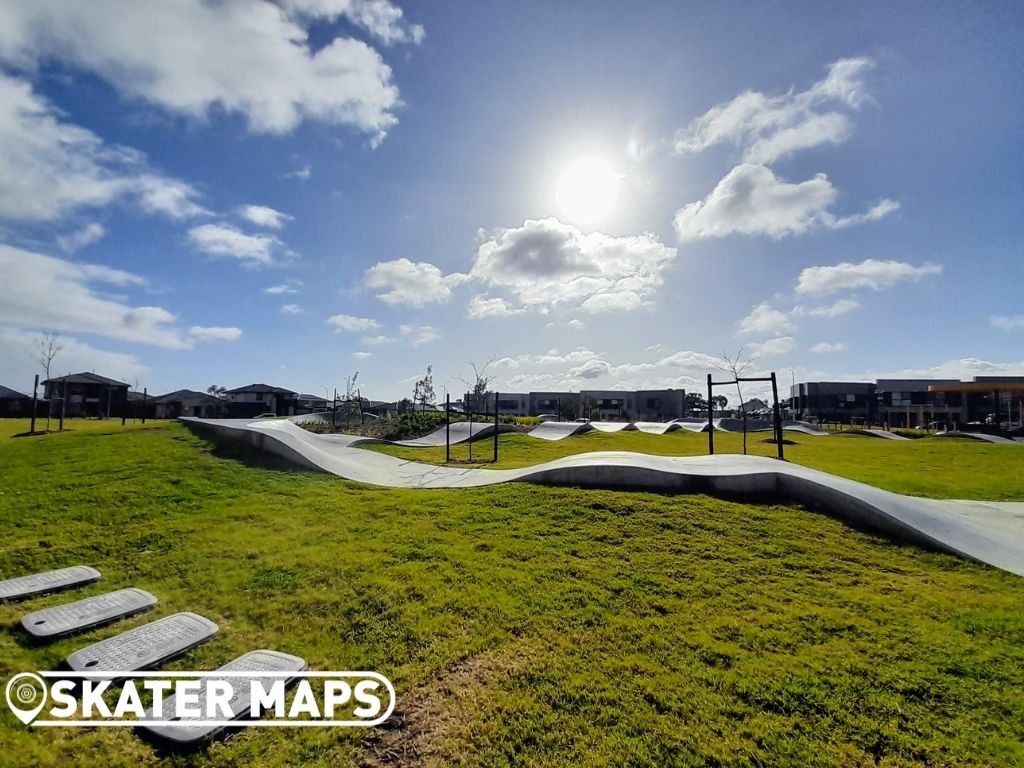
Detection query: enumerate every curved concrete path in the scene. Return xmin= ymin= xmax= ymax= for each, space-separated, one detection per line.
xmin=935 ymin=431 xmax=1022 ymax=445
xmin=842 ymin=429 xmax=912 ymax=441
xmin=182 ymin=417 xmax=1024 ymax=577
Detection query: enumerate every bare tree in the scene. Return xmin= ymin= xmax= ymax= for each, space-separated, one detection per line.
xmin=33 ymin=332 xmax=64 ymax=381
xmin=32 ymin=332 xmax=64 ymax=430
xmin=715 ymin=347 xmax=761 ymax=455
xmin=458 ymin=356 xmax=498 ymax=462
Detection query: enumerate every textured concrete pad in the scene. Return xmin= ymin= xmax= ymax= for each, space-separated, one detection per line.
xmin=20 ymin=588 xmax=157 ymax=641
xmin=138 ymin=649 xmax=307 ymax=747
xmin=66 ymin=612 xmax=218 ymax=674
xmin=181 ymin=417 xmax=1024 ymax=576
xmin=0 ymin=566 xmax=100 ymax=603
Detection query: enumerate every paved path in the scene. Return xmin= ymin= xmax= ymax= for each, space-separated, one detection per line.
xmin=182 ymin=418 xmax=1024 ymax=577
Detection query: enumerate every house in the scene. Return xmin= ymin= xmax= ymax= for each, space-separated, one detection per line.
xmin=42 ymin=372 xmax=129 ymax=418
xmin=633 ymin=389 xmax=686 ymax=421
xmin=295 ymin=393 xmax=330 ymax=413
xmin=150 ymin=389 xmax=230 ymax=419
xmin=0 ymin=385 xmax=37 ymax=417
xmin=224 ymin=384 xmax=298 ymax=417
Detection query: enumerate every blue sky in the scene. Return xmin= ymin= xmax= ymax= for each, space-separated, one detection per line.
xmin=0 ymin=0 xmax=1021 ymax=401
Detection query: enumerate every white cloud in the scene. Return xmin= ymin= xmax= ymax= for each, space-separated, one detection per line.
xmin=810 ymin=341 xmax=847 ymax=354
xmin=991 ymin=315 xmax=1024 ymax=332
xmin=796 ymin=259 xmax=943 ymax=295
xmin=466 ymin=295 xmax=524 ymax=319
xmin=281 ymin=304 xmax=303 ymax=315
xmin=674 ymin=57 xmax=874 ymax=163
xmin=284 ymin=166 xmax=312 ymax=181
xmin=283 ymin=0 xmax=425 ymax=45
xmin=57 ymin=223 xmax=105 ymax=253
xmin=749 ymin=336 xmax=796 ymax=358
xmin=0 ymin=71 xmax=206 ymax=224
xmin=352 ymin=351 xmax=373 ymax=359
xmin=737 ymin=302 xmax=795 ymax=337
xmin=0 ymin=244 xmax=191 ymax=349
xmin=188 ymin=224 xmax=285 ymax=267
xmin=803 ymin=298 xmax=861 ymax=318
xmin=0 ymin=325 xmax=148 ymax=386
xmin=398 ymin=324 xmax=439 ymax=346
xmin=265 ymin=280 xmax=303 ymax=295
xmin=364 ymin=258 xmax=466 ymax=306
xmin=567 ymin=319 xmax=586 ymax=330
xmin=188 ymin=326 xmax=242 ymax=343
xmin=569 ymin=359 xmax=613 ymax=379
xmin=327 ymin=314 xmax=380 ymax=333
xmin=674 ymin=164 xmax=897 ymax=241
xmin=470 ymin=218 xmax=677 ymax=312
xmin=361 ymin=334 xmax=396 ymax=345
xmin=0 ymin=0 xmax=403 ymax=142
xmin=238 ymin=205 xmax=293 ymax=229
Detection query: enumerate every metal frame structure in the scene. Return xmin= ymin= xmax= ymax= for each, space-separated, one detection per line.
xmin=707 ymin=371 xmax=785 ymax=460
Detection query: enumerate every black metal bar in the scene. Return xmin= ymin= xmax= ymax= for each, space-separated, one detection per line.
xmin=707 ymin=373 xmax=714 ymax=455
xmin=142 ymin=387 xmax=147 ymax=424
xmin=30 ymin=374 xmax=38 ymax=434
xmin=59 ymin=378 xmax=66 ymax=431
xmin=493 ymin=390 xmax=499 ymax=463
xmin=445 ymin=393 xmax=451 ymax=464
xmin=771 ymin=371 xmax=784 ymax=461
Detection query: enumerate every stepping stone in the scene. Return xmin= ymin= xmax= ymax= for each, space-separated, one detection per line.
xmin=20 ymin=588 xmax=158 ymax=641
xmin=66 ymin=612 xmax=218 ymax=675
xmin=138 ymin=649 xmax=308 ymax=747
xmin=0 ymin=566 xmax=100 ymax=603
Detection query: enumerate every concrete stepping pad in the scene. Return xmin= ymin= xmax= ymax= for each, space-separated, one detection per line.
xmin=20 ymin=588 xmax=157 ymax=641
xmin=0 ymin=566 xmax=100 ymax=603
xmin=137 ymin=649 xmax=307 ymax=747
xmin=66 ymin=612 xmax=218 ymax=674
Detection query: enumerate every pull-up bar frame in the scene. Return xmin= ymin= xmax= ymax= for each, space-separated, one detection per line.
xmin=707 ymin=372 xmax=785 ymax=460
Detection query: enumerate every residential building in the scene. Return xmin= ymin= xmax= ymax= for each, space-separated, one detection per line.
xmin=42 ymin=372 xmax=129 ymax=418
xmin=150 ymin=389 xmax=230 ymax=419
xmin=224 ymin=384 xmax=297 ymax=417
xmin=789 ymin=382 xmax=875 ymax=423
xmin=0 ymin=385 xmax=37 ymax=417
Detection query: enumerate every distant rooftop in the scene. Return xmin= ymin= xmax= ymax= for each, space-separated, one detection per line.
xmin=43 ymin=372 xmax=129 ymax=387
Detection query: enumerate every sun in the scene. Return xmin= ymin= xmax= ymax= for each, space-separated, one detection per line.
xmin=556 ymin=158 xmax=620 ymax=225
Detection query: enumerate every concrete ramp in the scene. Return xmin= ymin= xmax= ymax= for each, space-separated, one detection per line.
xmin=843 ymin=429 xmax=912 ymax=441
xmin=935 ymin=431 xmax=1022 ymax=445
xmin=528 ymin=421 xmax=595 ymax=440
xmin=181 ymin=417 xmax=1024 ymax=577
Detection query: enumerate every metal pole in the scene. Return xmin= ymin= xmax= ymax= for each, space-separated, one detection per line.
xmin=142 ymin=387 xmax=147 ymax=424
xmin=30 ymin=374 xmax=39 ymax=434
xmin=771 ymin=371 xmax=784 ymax=461
xmin=59 ymin=378 xmax=66 ymax=431
xmin=332 ymin=388 xmax=337 ymax=429
xmin=707 ymin=373 xmax=714 ymax=455
xmin=445 ymin=393 xmax=451 ymax=464
xmin=493 ymin=390 xmax=499 ymax=463
xmin=357 ymin=388 xmax=364 ymax=425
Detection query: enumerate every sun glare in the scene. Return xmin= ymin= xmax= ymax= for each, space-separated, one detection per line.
xmin=556 ymin=158 xmax=619 ymax=225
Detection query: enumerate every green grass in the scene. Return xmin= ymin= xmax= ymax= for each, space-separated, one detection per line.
xmin=0 ymin=421 xmax=1023 ymax=766
xmin=364 ymin=428 xmax=1024 ymax=500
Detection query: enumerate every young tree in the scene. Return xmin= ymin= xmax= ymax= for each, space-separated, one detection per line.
xmin=32 ymin=332 xmax=64 ymax=430
xmin=206 ymin=385 xmax=228 ymax=398
xmin=412 ymin=365 xmax=434 ymax=408
xmin=715 ymin=347 xmax=761 ymax=454
xmin=343 ymin=372 xmax=360 ymax=421
xmin=711 ymin=394 xmax=729 ymax=412
xmin=460 ymin=356 xmax=497 ymax=414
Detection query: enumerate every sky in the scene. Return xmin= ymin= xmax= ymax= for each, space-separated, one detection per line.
xmin=0 ymin=0 xmax=1021 ymax=402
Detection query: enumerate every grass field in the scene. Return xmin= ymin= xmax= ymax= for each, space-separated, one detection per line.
xmin=363 ymin=428 xmax=1024 ymax=500
xmin=1 ymin=419 xmax=1023 ymax=767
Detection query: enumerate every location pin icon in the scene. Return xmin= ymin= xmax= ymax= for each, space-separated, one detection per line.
xmin=5 ymin=673 xmax=48 ymax=725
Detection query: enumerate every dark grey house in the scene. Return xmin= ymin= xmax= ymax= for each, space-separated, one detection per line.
xmin=0 ymin=385 xmax=37 ymax=418
xmin=42 ymin=372 xmax=129 ymax=418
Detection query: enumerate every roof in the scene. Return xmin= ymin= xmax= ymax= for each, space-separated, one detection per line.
xmin=296 ymin=393 xmax=330 ymax=401
xmin=0 ymin=384 xmax=32 ymax=400
xmin=43 ymin=372 xmax=129 ymax=387
xmin=151 ymin=389 xmax=224 ymax=404
xmin=224 ymin=383 xmax=297 ymax=395
xmin=929 ymin=381 xmax=1024 ymax=394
